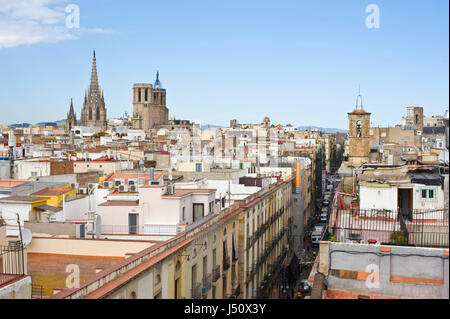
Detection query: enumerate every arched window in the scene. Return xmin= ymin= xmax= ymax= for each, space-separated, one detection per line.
xmin=96 ymin=108 xmax=100 ymax=120
xmin=356 ymin=120 xmax=362 ymax=137
xmin=89 ymin=108 xmax=92 ymax=120
xmin=130 ymin=291 xmax=137 ymax=299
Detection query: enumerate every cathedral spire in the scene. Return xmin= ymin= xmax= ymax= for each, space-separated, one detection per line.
xmin=69 ymin=98 xmax=75 ymax=115
xmin=89 ymin=50 xmax=99 ymax=94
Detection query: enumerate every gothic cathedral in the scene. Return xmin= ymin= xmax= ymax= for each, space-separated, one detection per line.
xmin=81 ymin=51 xmax=107 ymax=129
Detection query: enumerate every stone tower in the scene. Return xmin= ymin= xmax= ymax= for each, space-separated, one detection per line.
xmin=66 ymin=98 xmax=77 ymax=131
xmin=262 ymin=117 xmax=271 ymax=130
xmin=348 ymin=91 xmax=371 ymax=165
xmin=132 ymin=71 xmax=169 ymax=131
xmin=81 ymin=51 xmax=107 ymax=129
xmin=403 ymin=104 xmax=424 ymax=132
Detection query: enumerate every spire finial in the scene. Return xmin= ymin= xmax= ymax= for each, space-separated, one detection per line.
xmin=154 ymin=69 xmax=162 ymax=88
xmin=355 ymin=84 xmax=363 ymax=110
xmin=93 ymin=50 xmax=96 ymax=58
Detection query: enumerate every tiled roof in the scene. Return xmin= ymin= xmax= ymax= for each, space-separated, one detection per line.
xmin=0 ymin=196 xmax=44 ymax=203
xmin=0 ymin=179 xmax=28 ymax=188
xmin=32 ymin=188 xmax=70 ymax=196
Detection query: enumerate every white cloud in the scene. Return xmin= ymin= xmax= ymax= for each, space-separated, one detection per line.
xmin=0 ymin=0 xmax=111 ymax=48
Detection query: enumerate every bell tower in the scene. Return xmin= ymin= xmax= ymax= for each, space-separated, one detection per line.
xmin=348 ymin=87 xmax=371 ymax=165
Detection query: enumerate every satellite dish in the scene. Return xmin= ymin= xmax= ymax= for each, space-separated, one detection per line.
xmin=20 ymin=228 xmax=33 ymax=246
xmin=95 ymin=215 xmax=102 ymax=239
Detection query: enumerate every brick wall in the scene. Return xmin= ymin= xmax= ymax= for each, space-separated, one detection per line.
xmin=50 ymin=161 xmax=74 ymax=176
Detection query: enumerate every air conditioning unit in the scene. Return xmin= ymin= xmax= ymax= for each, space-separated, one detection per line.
xmin=118 ymin=185 xmax=128 ymax=193
xmin=88 ymin=183 xmax=96 ymax=190
xmin=130 ymin=185 xmax=138 ymax=192
xmin=103 ymin=180 xmax=113 ymax=188
xmin=70 ymin=183 xmax=79 ymax=190
xmin=114 ymin=179 xmax=125 ymax=188
xmin=79 ymin=188 xmax=88 ymax=194
xmin=128 ymin=179 xmax=138 ymax=186
xmin=417 ymin=130 xmax=422 ymax=136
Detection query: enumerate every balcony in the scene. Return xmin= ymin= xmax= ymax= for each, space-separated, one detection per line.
xmin=191 ymin=284 xmax=202 ymax=299
xmin=202 ymin=274 xmax=212 ymax=293
xmin=212 ymin=265 xmax=221 ymax=282
xmin=223 ymin=255 xmax=231 ymax=272
xmin=230 ymin=284 xmax=241 ymax=299
xmin=1 ymin=244 xmax=25 ymax=288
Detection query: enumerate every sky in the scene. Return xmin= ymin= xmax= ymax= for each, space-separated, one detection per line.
xmin=0 ymin=0 xmax=448 ymax=129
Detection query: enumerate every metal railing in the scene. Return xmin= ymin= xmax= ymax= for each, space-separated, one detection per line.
xmin=192 ymin=283 xmax=202 ymax=299
xmin=223 ymin=255 xmax=231 ymax=272
xmin=0 ymin=244 xmax=25 ymax=288
xmin=100 ymin=224 xmax=178 ymax=235
xmin=212 ymin=265 xmax=221 ymax=282
xmin=202 ymin=273 xmax=212 ymax=292
xmin=330 ymin=208 xmax=449 ymax=248
xmin=31 ymin=283 xmax=45 ymax=299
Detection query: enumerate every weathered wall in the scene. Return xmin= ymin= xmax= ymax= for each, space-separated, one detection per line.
xmin=0 ymin=276 xmax=32 ymax=299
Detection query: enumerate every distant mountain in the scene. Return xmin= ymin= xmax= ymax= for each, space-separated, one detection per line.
xmin=296 ymin=126 xmax=348 ymax=133
xmin=36 ymin=119 xmax=65 ymax=126
xmin=8 ymin=123 xmax=31 ymax=128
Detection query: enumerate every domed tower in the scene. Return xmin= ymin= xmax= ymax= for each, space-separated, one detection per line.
xmin=348 ymin=88 xmax=371 ymax=165
xmin=81 ymin=51 xmax=107 ymax=129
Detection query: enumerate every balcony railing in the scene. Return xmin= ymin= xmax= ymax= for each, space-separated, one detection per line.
xmin=202 ymin=274 xmax=212 ymax=294
xmin=1 ymin=244 xmax=25 ymax=288
xmin=230 ymin=284 xmax=241 ymax=299
xmin=223 ymin=255 xmax=231 ymax=272
xmin=100 ymin=224 xmax=178 ymax=235
xmin=212 ymin=265 xmax=221 ymax=282
xmin=192 ymin=284 xmax=202 ymax=299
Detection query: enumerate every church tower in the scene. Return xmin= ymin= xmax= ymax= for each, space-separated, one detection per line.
xmin=348 ymin=88 xmax=371 ymax=165
xmin=81 ymin=51 xmax=107 ymax=129
xmin=66 ymin=98 xmax=77 ymax=131
xmin=132 ymin=71 xmax=169 ymax=131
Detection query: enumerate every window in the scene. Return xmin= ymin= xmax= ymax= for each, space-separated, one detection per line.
xmin=89 ymin=108 xmax=92 ymax=120
xmin=138 ymin=88 xmax=141 ymax=102
xmin=182 ymin=207 xmax=186 ymax=222
xmin=356 ymin=120 xmax=362 ymax=137
xmin=428 ymin=189 xmax=434 ymax=199
xmin=209 ymin=201 xmax=214 ymax=214
xmin=96 ymin=108 xmax=100 ymax=120
xmin=193 ymin=204 xmax=204 ymax=222
xmin=421 ymin=190 xmax=427 ymax=199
